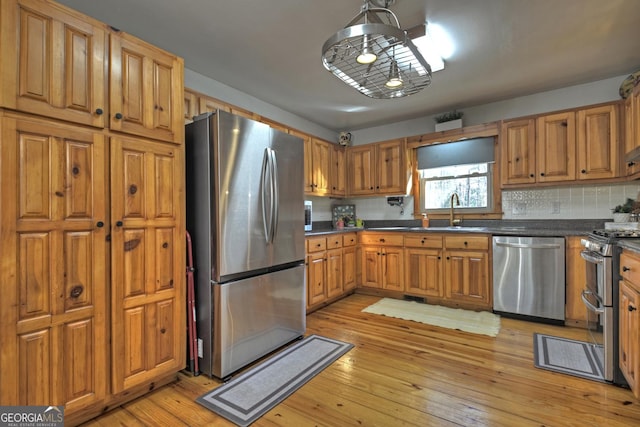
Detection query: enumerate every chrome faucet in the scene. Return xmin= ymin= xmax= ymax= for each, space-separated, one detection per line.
xmin=450 ymin=193 xmax=461 ymax=226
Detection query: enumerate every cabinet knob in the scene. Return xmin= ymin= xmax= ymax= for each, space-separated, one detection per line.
xmin=70 ymin=285 xmax=84 ymax=298
xmin=114 ymin=112 xmax=123 ymax=120
xmin=95 ymin=108 xmax=104 ymax=115
xmin=529 ymin=174 xmax=535 ymax=178
xmin=96 ymin=221 xmax=104 ymax=228
xmin=623 ymin=266 xmax=631 ymax=272
xmin=116 ymin=220 xmax=123 ymax=227
xmin=628 ymin=162 xmax=636 ymax=167
xmin=629 ymin=305 xmax=637 ymax=312
xmin=380 ymin=238 xmax=385 ymax=243
xmin=464 ymin=241 xmax=468 ymax=246
xmin=581 ymin=169 xmax=586 ymax=174
xmin=540 ymin=172 xmax=545 ymax=176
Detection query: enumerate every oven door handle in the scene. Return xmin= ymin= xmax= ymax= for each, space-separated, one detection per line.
xmin=580 ymin=250 xmax=604 ymax=264
xmin=581 ymin=289 xmax=605 ymax=313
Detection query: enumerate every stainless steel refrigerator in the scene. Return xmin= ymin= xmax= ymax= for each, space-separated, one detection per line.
xmin=185 ymin=110 xmax=306 ymax=379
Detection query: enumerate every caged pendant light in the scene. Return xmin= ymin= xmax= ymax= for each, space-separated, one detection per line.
xmin=322 ymin=0 xmax=432 ymax=99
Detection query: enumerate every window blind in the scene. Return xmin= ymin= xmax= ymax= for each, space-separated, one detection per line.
xmin=417 ymin=137 xmax=495 ymax=169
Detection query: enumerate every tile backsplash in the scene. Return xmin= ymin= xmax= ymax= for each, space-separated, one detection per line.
xmin=502 ymin=183 xmax=640 ymax=220
xmin=308 ymin=182 xmax=640 ymax=223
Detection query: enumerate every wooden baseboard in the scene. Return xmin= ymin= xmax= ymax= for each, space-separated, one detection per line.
xmin=64 ymin=373 xmax=179 ymax=426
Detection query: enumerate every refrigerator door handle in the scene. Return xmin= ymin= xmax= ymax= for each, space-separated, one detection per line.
xmin=270 ymin=148 xmax=279 ymax=241
xmin=261 ymin=148 xmax=272 ymax=243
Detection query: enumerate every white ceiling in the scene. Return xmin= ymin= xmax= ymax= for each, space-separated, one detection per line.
xmin=56 ymin=0 xmax=640 ymax=132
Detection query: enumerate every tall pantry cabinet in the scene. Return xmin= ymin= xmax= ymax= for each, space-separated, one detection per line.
xmin=0 ymin=0 xmax=185 ymax=424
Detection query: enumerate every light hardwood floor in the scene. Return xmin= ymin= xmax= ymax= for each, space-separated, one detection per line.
xmin=82 ymin=294 xmax=640 ymax=426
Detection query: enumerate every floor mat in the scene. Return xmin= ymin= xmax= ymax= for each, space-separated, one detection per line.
xmin=362 ymin=297 xmax=501 ymax=337
xmin=533 ymin=333 xmax=605 ymax=382
xmin=196 ymin=334 xmax=353 ymax=426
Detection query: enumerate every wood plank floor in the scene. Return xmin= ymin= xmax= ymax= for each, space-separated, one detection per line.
xmin=82 ymin=294 xmax=640 ymax=426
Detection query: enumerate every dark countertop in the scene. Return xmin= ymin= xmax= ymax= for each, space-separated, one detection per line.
xmin=617 ymin=240 xmax=640 ymax=253
xmin=305 ymin=219 xmax=604 ymax=238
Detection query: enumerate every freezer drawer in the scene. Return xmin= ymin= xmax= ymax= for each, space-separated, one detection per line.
xmin=199 ymin=264 xmax=306 ymax=379
xmin=492 ymin=236 xmax=565 ymax=321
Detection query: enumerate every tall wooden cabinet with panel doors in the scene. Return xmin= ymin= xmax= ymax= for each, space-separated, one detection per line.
xmin=359 ymin=232 xmax=405 ymax=292
xmin=624 ymin=84 xmax=640 ymax=177
xmin=501 ymin=102 xmax=621 ymax=186
xmin=348 ymin=138 xmax=407 ymax=196
xmin=618 ymin=249 xmax=640 ymax=398
xmin=0 ymin=0 xmax=185 ymax=423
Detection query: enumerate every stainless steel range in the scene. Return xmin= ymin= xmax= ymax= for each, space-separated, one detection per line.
xmin=580 ymin=229 xmax=640 ymax=385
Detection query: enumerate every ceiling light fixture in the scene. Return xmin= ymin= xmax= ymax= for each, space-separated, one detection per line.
xmin=322 ymin=0 xmax=432 ymax=99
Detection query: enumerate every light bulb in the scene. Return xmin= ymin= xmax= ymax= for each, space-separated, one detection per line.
xmin=356 ymin=35 xmax=377 ymax=64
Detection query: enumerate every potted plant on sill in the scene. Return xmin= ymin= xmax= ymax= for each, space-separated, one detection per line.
xmin=434 ymin=110 xmax=464 ymax=132
xmin=613 ymin=198 xmax=635 ymax=222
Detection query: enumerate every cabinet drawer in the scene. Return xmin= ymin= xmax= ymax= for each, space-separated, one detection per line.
xmin=326 ymin=235 xmax=343 ymax=249
xmin=342 ymin=233 xmax=357 ymax=247
xmin=359 ymin=233 xmax=404 ymax=246
xmin=404 ymin=234 xmax=443 ymax=248
xmin=307 ymin=237 xmax=327 ymax=253
xmin=444 ymin=235 xmax=489 ymax=250
xmin=620 ymin=251 xmax=640 ymax=288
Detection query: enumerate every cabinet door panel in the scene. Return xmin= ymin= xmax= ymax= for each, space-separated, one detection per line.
xmin=501 ymin=119 xmax=536 ymax=184
xmin=376 ymin=140 xmax=405 ymax=194
xmin=1 ymin=0 xmax=107 ymax=127
xmin=536 ymin=112 xmax=575 ymax=182
xmin=307 ymin=253 xmax=326 ymax=307
xmin=577 ymin=104 xmax=618 ymax=180
xmin=348 ymin=146 xmax=374 ymax=195
xmin=110 ymin=32 xmax=183 ymax=144
xmin=362 ymin=246 xmax=381 ymax=288
xmin=326 ymin=249 xmax=344 ymax=298
xmin=405 ymin=248 xmax=443 ymax=297
xmin=111 ymin=136 xmax=184 ymax=392
xmin=382 ymin=248 xmax=404 ymax=291
xmin=2 ymin=115 xmax=108 ymax=408
xmin=343 ymin=246 xmax=357 ymax=291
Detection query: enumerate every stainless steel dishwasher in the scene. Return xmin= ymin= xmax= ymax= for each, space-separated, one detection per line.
xmin=492 ymin=236 xmax=565 ymax=322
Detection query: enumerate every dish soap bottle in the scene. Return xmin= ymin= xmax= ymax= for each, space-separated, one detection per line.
xmin=422 ymin=213 xmax=430 ymax=228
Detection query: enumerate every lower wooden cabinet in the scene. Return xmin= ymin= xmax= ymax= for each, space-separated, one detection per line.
xmin=305 ymin=233 xmax=357 ymax=311
xmin=360 ymin=233 xmax=404 ymax=291
xmin=404 ymin=234 xmax=444 ymax=297
xmin=565 ymin=236 xmax=588 ymax=326
xmin=619 ymin=249 xmax=640 ymax=398
xmin=402 ymin=233 xmax=491 ymax=309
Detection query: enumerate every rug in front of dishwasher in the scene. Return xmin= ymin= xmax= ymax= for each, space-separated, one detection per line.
xmin=533 ymin=333 xmax=605 ymax=382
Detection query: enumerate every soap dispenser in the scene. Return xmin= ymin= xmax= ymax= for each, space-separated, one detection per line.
xmin=422 ymin=213 xmax=430 ymax=228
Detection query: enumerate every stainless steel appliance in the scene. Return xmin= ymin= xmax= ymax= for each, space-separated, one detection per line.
xmin=304 ymin=200 xmax=312 ymax=231
xmin=492 ymin=236 xmax=565 ymax=322
xmin=186 ymin=110 xmax=306 ymax=379
xmin=580 ymin=229 xmax=639 ymax=385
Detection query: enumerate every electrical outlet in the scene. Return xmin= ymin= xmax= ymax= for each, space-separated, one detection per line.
xmin=197 ymin=338 xmax=203 ymax=358
xmin=552 ymin=201 xmax=561 ymax=214
xmin=512 ymin=202 xmax=527 ymax=215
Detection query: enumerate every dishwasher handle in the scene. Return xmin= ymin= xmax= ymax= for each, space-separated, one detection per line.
xmin=494 ymin=241 xmax=562 ymax=249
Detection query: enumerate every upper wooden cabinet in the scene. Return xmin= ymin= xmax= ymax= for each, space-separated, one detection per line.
xmin=310 ymin=138 xmax=332 ymax=195
xmin=0 ymin=0 xmax=184 ymax=144
xmin=501 ymin=102 xmax=621 ymax=186
xmin=624 ymin=85 xmax=640 ymax=177
xmin=500 ymin=119 xmax=536 ymax=185
xmin=331 ymin=144 xmax=346 ymax=197
xmin=536 ymin=111 xmax=576 ymax=183
xmin=0 ymin=0 xmax=108 ymax=127
xmin=577 ymin=104 xmax=619 ymax=180
xmin=348 ymin=138 xmax=406 ymax=196
xmin=109 ymin=31 xmax=184 ymax=144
